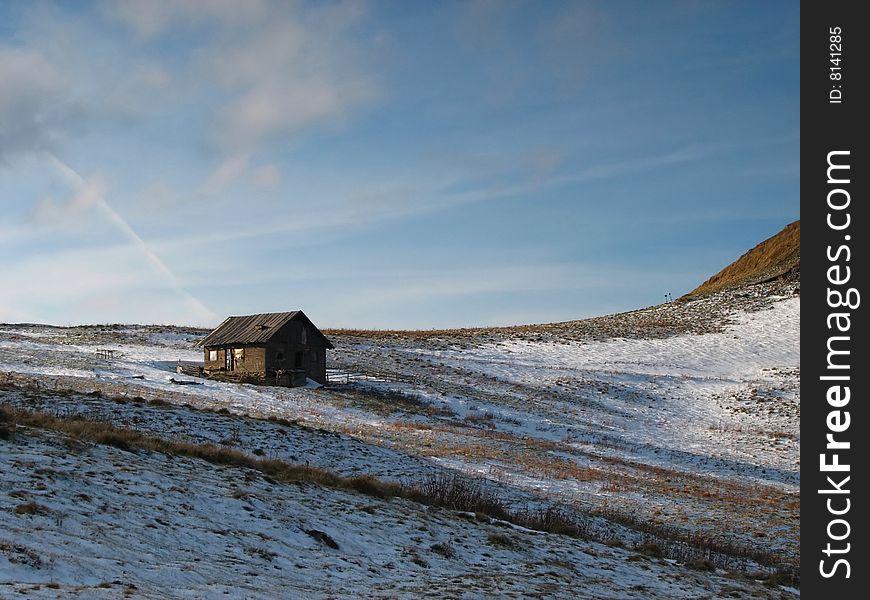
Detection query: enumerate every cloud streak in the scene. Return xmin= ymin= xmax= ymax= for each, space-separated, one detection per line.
xmin=45 ymin=153 xmax=216 ymax=323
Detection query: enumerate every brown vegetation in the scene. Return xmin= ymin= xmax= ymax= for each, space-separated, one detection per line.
xmin=688 ymin=220 xmax=799 ymax=297
xmin=1 ymin=403 xmax=797 ymax=580
xmin=13 ymin=502 xmax=52 ymax=516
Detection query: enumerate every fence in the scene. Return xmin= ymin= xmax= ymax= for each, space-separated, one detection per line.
xmin=325 ymin=366 xmax=413 ymax=385
xmin=176 ymin=360 xmax=205 ymax=377
xmin=95 ymin=349 xmax=116 ymax=360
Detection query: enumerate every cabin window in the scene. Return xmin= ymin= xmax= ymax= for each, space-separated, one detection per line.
xmin=233 ymin=348 xmax=244 ymax=361
xmin=209 ymin=350 xmax=218 ymax=362
xmin=301 ymin=326 xmax=308 ymax=344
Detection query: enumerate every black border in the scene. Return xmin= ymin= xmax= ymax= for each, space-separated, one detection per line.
xmin=801 ymin=2 xmax=868 ymax=595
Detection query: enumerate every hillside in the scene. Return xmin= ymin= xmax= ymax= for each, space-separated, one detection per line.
xmin=1 ymin=395 xmax=794 ymax=599
xmin=688 ymin=220 xmax=800 ymax=297
xmin=1 ymin=288 xmax=800 ymax=597
xmin=326 ymin=222 xmax=800 ymax=348
xmin=0 ymin=229 xmax=801 ymax=597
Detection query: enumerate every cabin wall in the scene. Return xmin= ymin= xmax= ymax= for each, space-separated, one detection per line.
xmin=264 ymin=342 xmax=327 ymax=384
xmin=203 ymin=347 xmax=225 ymax=372
xmin=236 ymin=346 xmax=266 ymax=375
xmin=305 ymin=347 xmax=327 ymax=384
xmin=203 ymin=345 xmax=266 ymax=375
xmin=263 ymin=320 xmax=329 ymax=384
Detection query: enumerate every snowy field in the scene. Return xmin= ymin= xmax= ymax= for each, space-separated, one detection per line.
xmin=0 ymin=429 xmax=794 ymax=599
xmin=329 ymin=295 xmax=801 ymax=563
xmin=409 ymin=296 xmax=799 ymax=482
xmin=0 ymin=292 xmax=800 ymax=595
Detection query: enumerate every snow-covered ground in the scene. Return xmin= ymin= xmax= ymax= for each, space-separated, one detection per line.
xmin=0 ymin=291 xmax=800 ymax=595
xmin=409 ymin=296 xmax=799 ymax=482
xmin=329 ymin=295 xmax=801 ymax=564
xmin=0 ymin=429 xmax=794 ymax=599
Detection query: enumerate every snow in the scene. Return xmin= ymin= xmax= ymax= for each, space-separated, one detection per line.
xmin=1 ymin=429 xmax=795 ymax=599
xmin=327 ymin=297 xmax=801 ymax=564
xmin=0 ymin=294 xmax=800 ymax=596
xmin=414 ymin=297 xmax=799 ymax=477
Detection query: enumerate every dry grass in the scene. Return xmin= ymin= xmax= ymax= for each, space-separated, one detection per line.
xmin=3 ymin=403 xmax=587 ymax=543
xmin=689 ymin=220 xmax=799 ymax=297
xmin=2 ymin=403 xmax=798 ymax=578
xmin=464 ymin=411 xmax=496 ymax=429
xmin=14 ymin=502 xmax=51 ymax=516
xmin=598 ymin=452 xmax=798 ymax=515
xmin=429 ymin=542 xmax=455 ymax=559
xmin=487 ymin=533 xmax=518 ymax=549
xmin=0 ymin=540 xmax=43 ymax=568
xmin=0 ymin=405 xmax=13 ymax=440
xmin=405 ymin=473 xmax=509 ymax=520
xmin=0 ymin=405 xmax=392 ymax=498
xmin=341 ymin=388 xmax=456 ymax=418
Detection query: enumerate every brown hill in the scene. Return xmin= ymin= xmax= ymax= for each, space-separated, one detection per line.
xmin=687 ymin=220 xmax=800 ymax=297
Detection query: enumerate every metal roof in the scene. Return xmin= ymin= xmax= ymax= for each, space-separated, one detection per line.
xmin=198 ymin=311 xmax=334 ymax=349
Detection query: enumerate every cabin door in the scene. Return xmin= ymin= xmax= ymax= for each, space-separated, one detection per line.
xmin=225 ymin=348 xmax=234 ymax=371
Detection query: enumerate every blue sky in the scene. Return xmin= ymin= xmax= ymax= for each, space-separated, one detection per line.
xmin=0 ymin=0 xmax=799 ymax=328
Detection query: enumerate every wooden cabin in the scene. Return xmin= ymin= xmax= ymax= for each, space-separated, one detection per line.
xmin=198 ymin=311 xmax=334 ymax=386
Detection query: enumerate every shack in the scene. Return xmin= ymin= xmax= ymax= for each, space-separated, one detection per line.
xmin=198 ymin=311 xmax=334 ymax=386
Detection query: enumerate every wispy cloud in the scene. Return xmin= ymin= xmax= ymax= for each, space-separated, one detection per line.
xmin=0 ymin=242 xmax=215 ymax=325
xmin=194 ymin=2 xmax=377 ymax=185
xmin=0 ymin=46 xmax=75 ymax=162
xmin=1 ymin=1 xmax=798 ymax=328
xmin=104 ymin=0 xmax=271 ymax=38
xmin=45 ymin=154 xmax=216 ymax=324
xmin=5 ymin=1 xmax=378 ymax=195
xmin=251 ymin=164 xmax=282 ymax=189
xmin=309 ymin=262 xmax=680 ymax=329
xmin=439 ymin=143 xmax=720 ymax=206
xmin=139 ymin=141 xmax=723 ymax=254
xmin=105 ymin=1 xmax=378 ymax=165
xmin=199 ymin=152 xmax=251 ymax=194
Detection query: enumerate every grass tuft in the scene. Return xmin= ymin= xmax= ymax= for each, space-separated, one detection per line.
xmin=14 ymin=502 xmax=51 ymax=516
xmin=430 ymin=542 xmax=455 ymax=559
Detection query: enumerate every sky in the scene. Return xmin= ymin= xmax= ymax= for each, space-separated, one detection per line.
xmin=0 ymin=0 xmax=799 ymax=329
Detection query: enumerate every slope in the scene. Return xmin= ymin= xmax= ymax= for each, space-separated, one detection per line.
xmin=688 ymin=220 xmax=800 ymax=297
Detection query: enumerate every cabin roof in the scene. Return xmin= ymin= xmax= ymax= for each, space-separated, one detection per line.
xmin=198 ymin=311 xmax=334 ymax=349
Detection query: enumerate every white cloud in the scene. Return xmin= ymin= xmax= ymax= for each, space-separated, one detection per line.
xmin=25 ymin=154 xmax=218 ymax=325
xmin=133 ymin=180 xmax=176 ymax=210
xmin=105 ymin=0 xmax=271 ymax=38
xmin=105 ymin=0 xmax=376 ymax=157
xmin=346 ymin=263 xmax=653 ymax=306
xmin=201 ymin=7 xmax=376 ymax=154
xmin=200 ymin=152 xmax=251 ymax=194
xmin=27 ymin=172 xmax=106 ymax=224
xmin=4 ymin=1 xmax=377 ymax=208
xmin=103 ymin=0 xmax=173 ymax=38
xmin=0 ymin=14 xmax=176 ymax=165
xmin=0 ymin=47 xmax=75 ymax=161
xmin=251 ymin=164 xmax=282 ymax=189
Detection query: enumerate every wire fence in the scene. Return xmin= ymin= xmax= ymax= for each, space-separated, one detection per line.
xmin=325 ymin=366 xmax=413 ymax=385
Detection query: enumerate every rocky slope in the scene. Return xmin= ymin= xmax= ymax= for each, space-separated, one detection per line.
xmin=688 ymin=220 xmax=799 ymax=298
